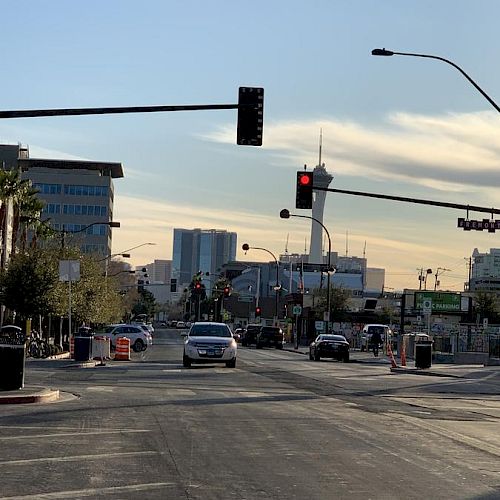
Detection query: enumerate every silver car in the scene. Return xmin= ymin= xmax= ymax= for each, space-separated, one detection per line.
xmin=183 ymin=322 xmax=237 ymax=368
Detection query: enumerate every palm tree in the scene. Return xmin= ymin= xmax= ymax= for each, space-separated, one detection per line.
xmin=18 ymin=192 xmax=45 ymax=253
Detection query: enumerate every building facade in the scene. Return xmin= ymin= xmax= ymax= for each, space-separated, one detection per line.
xmin=0 ymin=144 xmax=123 ymax=256
xmin=172 ymin=228 xmax=237 ymax=289
xmin=469 ymin=248 xmax=500 ymax=292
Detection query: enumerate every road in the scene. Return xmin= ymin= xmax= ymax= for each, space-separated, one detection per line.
xmin=1 ymin=328 xmax=499 ymax=499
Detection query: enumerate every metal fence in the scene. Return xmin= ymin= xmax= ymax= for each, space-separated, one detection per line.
xmin=431 ymin=332 xmax=500 ymax=359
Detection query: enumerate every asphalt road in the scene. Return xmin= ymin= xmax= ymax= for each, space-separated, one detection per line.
xmin=1 ymin=328 xmax=499 ymax=499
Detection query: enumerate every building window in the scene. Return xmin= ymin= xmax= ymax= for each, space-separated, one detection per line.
xmin=63 ymin=184 xmax=109 ymax=197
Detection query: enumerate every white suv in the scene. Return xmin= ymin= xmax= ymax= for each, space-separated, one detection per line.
xmin=183 ymin=322 xmax=237 ymax=368
xmin=102 ymin=324 xmax=153 ymax=352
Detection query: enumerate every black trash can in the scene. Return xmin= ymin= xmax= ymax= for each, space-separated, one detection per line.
xmin=415 ymin=340 xmax=433 ymax=369
xmin=0 ymin=325 xmax=26 ymax=391
xmin=74 ymin=327 xmax=94 ymax=362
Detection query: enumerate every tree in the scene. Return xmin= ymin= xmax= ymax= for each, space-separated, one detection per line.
xmin=312 ymin=285 xmax=351 ymax=321
xmin=0 ymin=248 xmax=59 ymax=321
xmin=132 ymin=289 xmax=157 ymax=319
xmin=473 ymin=291 xmax=499 ymax=322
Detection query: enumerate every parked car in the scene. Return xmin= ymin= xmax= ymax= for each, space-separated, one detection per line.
xmin=138 ymin=323 xmax=154 ymax=336
xmin=360 ymin=324 xmax=392 ymax=351
xmin=233 ymin=328 xmax=245 ymax=342
xmin=182 ymin=322 xmax=237 ymax=368
xmin=309 ymin=334 xmax=350 ymax=362
xmin=176 ymin=321 xmax=187 ymax=329
xmin=256 ymin=326 xmax=284 ymax=349
xmin=241 ymin=324 xmax=262 ymax=346
xmin=102 ymin=324 xmax=153 ymax=352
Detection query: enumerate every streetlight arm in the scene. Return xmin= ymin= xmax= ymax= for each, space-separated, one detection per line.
xmin=372 ymin=48 xmax=500 ymax=113
xmin=249 ymin=246 xmax=278 ymax=265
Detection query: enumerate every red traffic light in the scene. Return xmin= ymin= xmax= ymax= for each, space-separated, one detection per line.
xmin=255 ymin=307 xmax=262 ymax=316
xmin=195 ymin=282 xmax=201 ymax=289
xmin=299 ymin=173 xmax=311 ymax=186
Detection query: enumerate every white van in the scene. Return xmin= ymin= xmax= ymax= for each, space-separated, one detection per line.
xmin=361 ymin=324 xmax=392 ymax=351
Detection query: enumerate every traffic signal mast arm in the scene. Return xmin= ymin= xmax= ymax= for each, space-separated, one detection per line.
xmin=313 ymin=186 xmax=500 ymax=216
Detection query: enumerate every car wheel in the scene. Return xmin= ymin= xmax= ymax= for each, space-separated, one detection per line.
xmin=314 ymin=353 xmax=321 ymax=361
xmin=361 ymin=345 xmax=365 ymax=352
xmin=132 ymin=339 xmax=144 ymax=352
xmin=343 ymin=352 xmax=350 ymax=363
xmin=183 ymin=354 xmax=192 ymax=368
xmin=226 ymin=358 xmax=236 ymax=368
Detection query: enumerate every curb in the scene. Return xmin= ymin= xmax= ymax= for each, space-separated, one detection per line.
xmin=0 ymin=388 xmax=60 ymax=405
xmin=390 ymin=366 xmax=462 ymax=378
xmin=62 ymin=360 xmax=97 ymax=369
xmin=46 ymin=351 xmax=70 ymax=360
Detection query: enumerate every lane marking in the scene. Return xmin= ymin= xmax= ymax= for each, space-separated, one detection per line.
xmin=0 ymin=451 xmax=158 ymax=466
xmin=0 ymin=482 xmax=176 ymax=499
xmin=0 ymin=429 xmax=150 ymax=441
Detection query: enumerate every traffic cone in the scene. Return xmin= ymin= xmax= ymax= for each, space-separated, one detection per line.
xmin=387 ymin=343 xmax=398 ymax=368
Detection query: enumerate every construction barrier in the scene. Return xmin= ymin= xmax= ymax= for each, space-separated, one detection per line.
xmin=93 ymin=336 xmax=111 ymax=365
xmin=114 ymin=336 xmax=131 ymax=361
xmin=70 ymin=336 xmax=75 ymax=359
xmin=401 ymin=342 xmax=407 ymax=367
xmin=387 ymin=343 xmax=398 ymax=368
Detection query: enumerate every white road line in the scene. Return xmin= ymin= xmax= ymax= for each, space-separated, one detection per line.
xmin=0 ymin=450 xmax=158 ymax=466
xmin=0 ymin=429 xmax=150 ymax=441
xmin=0 ymin=482 xmax=176 ymax=499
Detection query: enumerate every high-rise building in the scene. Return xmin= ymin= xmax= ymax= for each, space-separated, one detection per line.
xmin=138 ymin=260 xmax=172 ymax=283
xmin=309 ymin=163 xmax=333 ymax=264
xmin=0 ymin=144 xmax=123 ymax=256
xmin=172 ymin=229 xmax=237 ymax=288
xmin=469 ymin=248 xmax=500 ymax=292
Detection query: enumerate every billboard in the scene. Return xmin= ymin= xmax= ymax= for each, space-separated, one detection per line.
xmin=414 ymin=291 xmax=461 ymax=312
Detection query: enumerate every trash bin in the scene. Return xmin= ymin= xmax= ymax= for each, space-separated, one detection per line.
xmin=415 ymin=339 xmax=433 ymax=369
xmin=0 ymin=325 xmax=26 ymax=391
xmin=74 ymin=327 xmax=94 ymax=362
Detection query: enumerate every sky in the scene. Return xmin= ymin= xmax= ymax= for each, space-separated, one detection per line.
xmin=1 ymin=0 xmax=500 ymax=291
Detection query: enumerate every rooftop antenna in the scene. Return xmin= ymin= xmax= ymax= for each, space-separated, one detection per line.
xmin=363 ymin=240 xmax=367 ymax=259
xmin=345 ymin=230 xmax=349 ymax=257
xmin=304 ymin=237 xmax=307 ymax=254
xmin=284 ymin=233 xmax=289 ymax=255
xmin=318 ymin=128 xmax=323 ymax=166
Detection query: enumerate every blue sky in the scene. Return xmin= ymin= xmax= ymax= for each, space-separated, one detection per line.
xmin=1 ymin=0 xmax=500 ymax=290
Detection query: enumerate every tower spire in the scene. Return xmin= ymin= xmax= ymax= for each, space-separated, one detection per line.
xmin=318 ymin=128 xmax=322 ymax=166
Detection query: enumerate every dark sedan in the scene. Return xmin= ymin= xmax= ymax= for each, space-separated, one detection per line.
xmin=309 ymin=334 xmax=350 ymax=362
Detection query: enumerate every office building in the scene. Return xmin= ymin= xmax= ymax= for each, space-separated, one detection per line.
xmin=0 ymin=143 xmax=123 ymax=256
xmin=172 ymin=228 xmax=237 ymax=289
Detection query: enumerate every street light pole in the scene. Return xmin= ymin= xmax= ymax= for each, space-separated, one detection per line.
xmin=280 ymin=209 xmax=334 ymax=334
xmin=242 ymin=244 xmax=280 ymax=324
xmin=371 ymin=48 xmax=500 ymax=113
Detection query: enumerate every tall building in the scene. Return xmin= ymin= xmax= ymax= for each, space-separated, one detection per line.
xmin=469 ymin=248 xmax=500 ymax=292
xmin=138 ymin=259 xmax=172 ymax=283
xmin=0 ymin=144 xmax=123 ymax=256
xmin=172 ymin=229 xmax=237 ymax=288
xmin=309 ymin=163 xmax=333 ymax=264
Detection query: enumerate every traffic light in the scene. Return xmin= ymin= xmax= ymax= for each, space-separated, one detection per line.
xmin=255 ymin=306 xmax=261 ymax=317
xmin=194 ymin=282 xmax=202 ymax=292
xmin=296 ymin=171 xmax=314 ymax=209
xmin=170 ymin=278 xmax=177 ymax=293
xmin=223 ymin=286 xmax=231 ymax=297
xmin=237 ymin=87 xmax=264 ymax=146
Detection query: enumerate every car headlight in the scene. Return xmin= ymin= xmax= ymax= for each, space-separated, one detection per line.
xmin=228 ymin=339 xmax=237 ymax=348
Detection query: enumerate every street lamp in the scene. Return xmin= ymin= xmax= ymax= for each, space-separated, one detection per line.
xmin=58 ymin=221 xmax=121 ymax=249
xmin=100 ymin=242 xmax=156 ymax=278
xmin=242 ymin=243 xmax=280 ymax=324
xmin=371 ymin=48 xmax=500 ymax=113
xmin=280 ymin=209 xmax=335 ymax=334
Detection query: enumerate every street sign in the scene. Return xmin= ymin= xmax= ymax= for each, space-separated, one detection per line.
xmin=59 ymin=260 xmax=80 ymax=282
xmin=292 ymin=305 xmax=302 ymax=315
xmin=422 ymin=299 xmax=432 ymax=315
xmin=315 ymin=321 xmax=324 ymax=331
xmin=458 ymin=218 xmax=499 ymax=232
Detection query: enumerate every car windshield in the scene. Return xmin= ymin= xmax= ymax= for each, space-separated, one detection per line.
xmin=367 ymin=326 xmax=385 ymax=335
xmin=189 ymin=324 xmax=231 ymax=337
xmin=261 ymin=327 xmax=280 ymax=334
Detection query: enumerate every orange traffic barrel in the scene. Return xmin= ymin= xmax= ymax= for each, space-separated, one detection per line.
xmin=114 ymin=336 xmax=131 ymax=361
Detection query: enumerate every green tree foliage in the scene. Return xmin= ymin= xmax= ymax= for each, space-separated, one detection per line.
xmin=473 ymin=291 xmax=499 ymax=322
xmin=0 ymin=248 xmax=59 ymax=319
xmin=132 ymin=289 xmax=157 ymax=318
xmin=312 ymin=285 xmax=352 ymax=321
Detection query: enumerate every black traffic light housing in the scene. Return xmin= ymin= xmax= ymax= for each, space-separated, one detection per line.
xmin=295 ymin=171 xmax=314 ymax=209
xmin=255 ymin=306 xmax=262 ymax=317
xmin=223 ymin=286 xmax=231 ymax=297
xmin=237 ymin=87 xmax=264 ymax=146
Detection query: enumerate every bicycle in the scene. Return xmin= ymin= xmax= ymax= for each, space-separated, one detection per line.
xmin=27 ymin=331 xmax=49 ymax=358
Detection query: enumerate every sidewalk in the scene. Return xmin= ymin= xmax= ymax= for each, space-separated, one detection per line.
xmin=282 ymin=343 xmax=500 ymax=377
xmin=0 ymin=386 xmax=60 ymax=405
